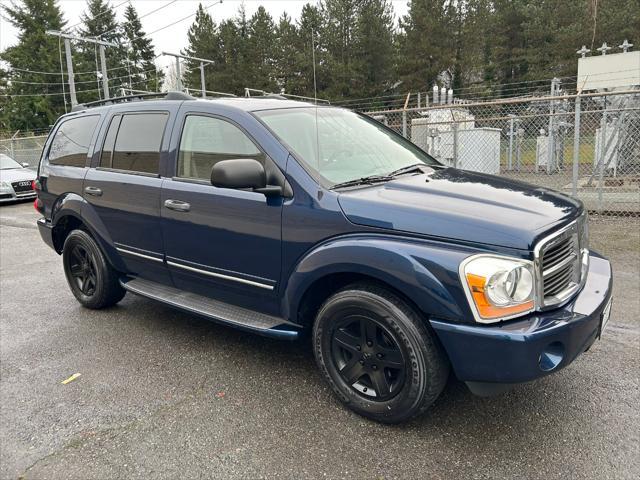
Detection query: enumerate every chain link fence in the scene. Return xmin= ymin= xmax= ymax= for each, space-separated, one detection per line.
xmin=363 ymin=90 xmax=640 ymax=217
xmin=0 ymin=130 xmax=49 ymax=169
xmin=2 ymin=90 xmax=639 ymax=217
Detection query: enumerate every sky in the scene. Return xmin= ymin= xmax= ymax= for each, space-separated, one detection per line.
xmin=1 ymin=0 xmax=410 ymax=72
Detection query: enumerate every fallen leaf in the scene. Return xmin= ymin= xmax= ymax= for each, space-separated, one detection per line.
xmin=61 ymin=373 xmax=81 ymax=385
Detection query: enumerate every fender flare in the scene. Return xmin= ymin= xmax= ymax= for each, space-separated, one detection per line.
xmin=50 ymin=193 xmax=126 ymax=271
xmin=281 ymin=234 xmax=475 ymax=325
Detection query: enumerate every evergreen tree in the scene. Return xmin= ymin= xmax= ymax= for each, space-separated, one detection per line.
xmin=453 ymin=0 xmax=494 ymax=96
xmin=217 ymin=18 xmax=244 ymax=94
xmin=76 ymin=0 xmax=127 ymax=102
xmin=247 ymin=6 xmax=278 ymax=92
xmin=183 ymin=4 xmax=219 ymax=95
xmin=352 ymin=0 xmax=396 ymax=98
xmin=397 ymin=0 xmax=457 ymax=93
xmin=0 ymin=0 xmax=67 ymax=131
xmin=297 ymin=3 xmax=328 ymax=98
xmin=123 ymin=4 xmax=163 ymax=93
xmin=274 ymin=13 xmax=305 ymax=95
xmin=321 ymin=0 xmax=360 ymax=98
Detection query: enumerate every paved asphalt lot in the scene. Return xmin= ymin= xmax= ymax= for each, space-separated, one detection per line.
xmin=1 ymin=201 xmax=638 ymax=479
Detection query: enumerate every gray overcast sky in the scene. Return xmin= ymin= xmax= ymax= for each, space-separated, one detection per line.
xmin=1 ymin=0 xmax=409 ymax=72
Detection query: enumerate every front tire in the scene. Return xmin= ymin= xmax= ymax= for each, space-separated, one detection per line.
xmin=313 ymin=283 xmax=449 ymax=424
xmin=62 ymin=229 xmax=125 ymax=309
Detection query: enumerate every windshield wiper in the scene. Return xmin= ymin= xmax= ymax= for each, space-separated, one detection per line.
xmin=331 ymin=174 xmax=393 ymax=190
xmin=386 ymin=163 xmax=428 ymax=178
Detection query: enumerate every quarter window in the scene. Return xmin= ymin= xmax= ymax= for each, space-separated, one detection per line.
xmin=111 ymin=113 xmax=168 ymax=174
xmin=177 ymin=115 xmax=263 ymax=180
xmin=48 ymin=115 xmax=100 ymax=167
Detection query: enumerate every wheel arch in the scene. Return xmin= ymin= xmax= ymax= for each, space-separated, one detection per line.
xmin=50 ymin=193 xmax=126 ymax=272
xmin=296 ymin=272 xmax=433 ymax=330
xmin=282 ymin=234 xmax=473 ymax=328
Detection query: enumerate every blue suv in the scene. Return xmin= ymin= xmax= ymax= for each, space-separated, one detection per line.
xmin=35 ymin=92 xmax=613 ymax=423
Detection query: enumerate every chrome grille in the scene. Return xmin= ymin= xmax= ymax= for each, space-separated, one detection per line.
xmin=11 ymin=180 xmax=33 ymax=194
xmin=536 ymin=216 xmax=588 ymax=308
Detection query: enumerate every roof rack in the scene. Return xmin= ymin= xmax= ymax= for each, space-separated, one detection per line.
xmin=243 ymin=88 xmax=330 ymax=105
xmin=71 ymin=91 xmax=195 ymax=112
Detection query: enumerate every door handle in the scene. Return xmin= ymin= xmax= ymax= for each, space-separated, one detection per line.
xmin=84 ymin=186 xmax=103 ymax=197
xmin=164 ymin=199 xmax=191 ymax=212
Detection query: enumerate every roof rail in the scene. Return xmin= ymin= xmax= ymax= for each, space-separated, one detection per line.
xmin=71 ymin=91 xmax=195 ymax=111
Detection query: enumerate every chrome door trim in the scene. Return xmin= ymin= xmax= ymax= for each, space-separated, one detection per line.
xmin=166 ymin=260 xmax=274 ymax=290
xmin=116 ymin=247 xmax=163 ymax=263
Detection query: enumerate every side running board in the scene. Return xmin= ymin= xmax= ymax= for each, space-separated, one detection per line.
xmin=120 ymin=277 xmax=300 ymax=340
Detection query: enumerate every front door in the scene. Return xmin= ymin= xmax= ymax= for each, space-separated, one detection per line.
xmin=84 ymin=111 xmax=171 ymax=284
xmin=161 ymin=114 xmax=283 ymax=315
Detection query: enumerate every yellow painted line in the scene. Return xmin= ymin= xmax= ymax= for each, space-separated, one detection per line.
xmin=61 ymin=373 xmax=81 ymax=385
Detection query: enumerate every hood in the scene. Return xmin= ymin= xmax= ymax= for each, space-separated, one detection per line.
xmin=0 ymin=168 xmax=36 ymax=183
xmin=337 ymin=168 xmax=582 ymax=250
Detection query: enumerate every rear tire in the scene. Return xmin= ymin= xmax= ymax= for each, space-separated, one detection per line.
xmin=62 ymin=229 xmax=125 ymax=309
xmin=313 ymin=283 xmax=449 ymax=424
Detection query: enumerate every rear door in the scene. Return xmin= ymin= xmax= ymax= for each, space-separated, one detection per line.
xmin=84 ymin=110 xmax=171 ymax=285
xmin=38 ymin=114 xmax=101 ymax=215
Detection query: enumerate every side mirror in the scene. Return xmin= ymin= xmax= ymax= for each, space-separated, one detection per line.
xmin=21 ymin=162 xmax=30 ymax=168
xmin=211 ymin=159 xmax=282 ymax=197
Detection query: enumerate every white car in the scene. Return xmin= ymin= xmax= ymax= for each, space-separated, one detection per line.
xmin=0 ymin=154 xmax=37 ymax=203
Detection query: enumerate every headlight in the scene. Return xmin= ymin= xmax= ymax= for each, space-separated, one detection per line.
xmin=460 ymin=255 xmax=536 ymax=323
xmin=0 ymin=181 xmax=12 ymax=190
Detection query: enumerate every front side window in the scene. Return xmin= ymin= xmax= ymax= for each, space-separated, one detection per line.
xmin=111 ymin=113 xmax=168 ymax=174
xmin=255 ymin=107 xmax=439 ymax=187
xmin=177 ymin=115 xmax=263 ymax=181
xmin=48 ymin=115 xmax=100 ymax=167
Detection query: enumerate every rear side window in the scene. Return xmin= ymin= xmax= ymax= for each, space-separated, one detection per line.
xmin=48 ymin=115 xmax=100 ymax=167
xmin=177 ymin=115 xmax=263 ymax=180
xmin=108 ymin=112 xmax=168 ymax=174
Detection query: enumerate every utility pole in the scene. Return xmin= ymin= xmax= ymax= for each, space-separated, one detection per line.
xmin=161 ymin=52 xmax=215 ymax=97
xmin=46 ymin=30 xmax=117 ymax=106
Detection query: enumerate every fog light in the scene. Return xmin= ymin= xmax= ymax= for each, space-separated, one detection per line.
xmin=539 ymin=342 xmax=564 ymax=372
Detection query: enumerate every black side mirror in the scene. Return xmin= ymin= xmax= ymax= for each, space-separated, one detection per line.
xmin=211 ymin=159 xmax=282 ymax=197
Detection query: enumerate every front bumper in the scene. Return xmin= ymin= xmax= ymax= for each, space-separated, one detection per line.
xmin=0 ymin=190 xmax=36 ymax=203
xmin=430 ymin=252 xmax=612 ymax=390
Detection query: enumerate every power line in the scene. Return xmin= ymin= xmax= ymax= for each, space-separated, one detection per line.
xmin=7 ymin=64 xmax=129 ymax=76
xmin=147 ymin=0 xmax=223 ymax=35
xmin=1 ymin=76 xmax=158 ymax=98
xmin=1 ymin=88 xmax=102 ymax=98
xmin=99 ymin=0 xmax=178 ymax=39
xmin=6 ymin=66 xmax=160 ymax=86
xmin=64 ymin=0 xmax=130 ymax=33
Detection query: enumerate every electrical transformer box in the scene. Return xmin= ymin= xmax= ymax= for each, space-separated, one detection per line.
xmin=411 ymin=119 xmax=501 ymax=175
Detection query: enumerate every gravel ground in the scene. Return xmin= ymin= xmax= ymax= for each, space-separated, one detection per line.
xmin=1 ymin=202 xmax=638 ymax=479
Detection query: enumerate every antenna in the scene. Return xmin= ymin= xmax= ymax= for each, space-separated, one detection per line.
xmin=311 ymin=28 xmax=320 ymax=170
xmin=311 ymin=29 xmax=318 ymax=104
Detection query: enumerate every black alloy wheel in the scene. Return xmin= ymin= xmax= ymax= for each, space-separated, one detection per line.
xmin=313 ymin=283 xmax=449 ymax=423
xmin=67 ymin=244 xmax=98 ymax=296
xmin=331 ymin=315 xmax=406 ymax=401
xmin=62 ymin=229 xmax=126 ymax=309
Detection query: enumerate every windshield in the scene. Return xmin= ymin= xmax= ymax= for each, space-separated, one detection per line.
xmin=0 ymin=154 xmax=23 ymax=170
xmin=255 ymin=107 xmax=439 ymax=187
